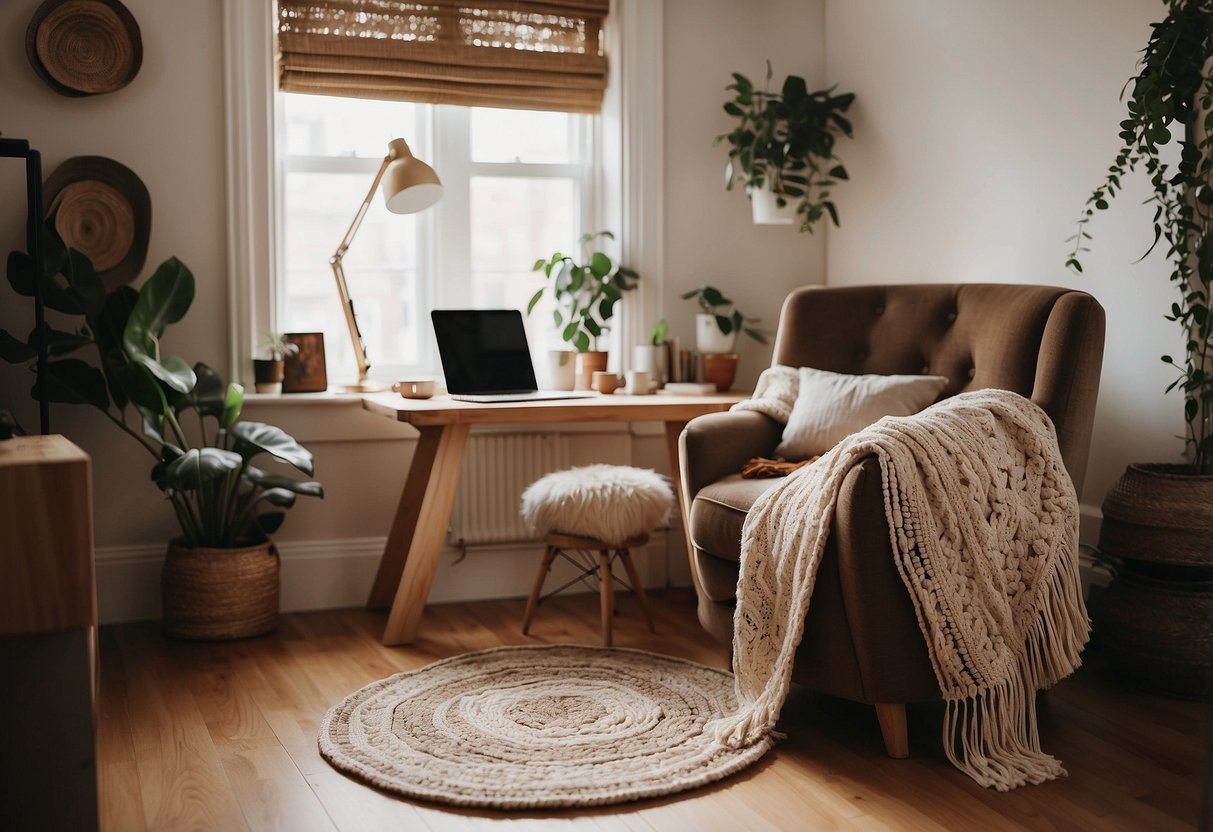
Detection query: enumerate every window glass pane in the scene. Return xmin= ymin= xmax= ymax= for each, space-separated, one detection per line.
xmin=470 ymin=108 xmax=573 ymax=163
xmin=284 ymin=93 xmax=420 ymax=158
xmin=470 ymin=176 xmax=576 ymax=352
xmin=282 ymin=172 xmax=421 ymax=380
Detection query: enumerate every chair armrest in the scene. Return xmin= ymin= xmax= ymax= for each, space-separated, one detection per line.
xmin=678 ymin=410 xmax=784 ymax=499
xmin=817 ymin=455 xmax=939 ymax=702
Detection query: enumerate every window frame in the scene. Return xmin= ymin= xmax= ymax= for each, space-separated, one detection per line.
xmin=223 ymin=0 xmax=663 ymax=390
xmin=275 ymin=101 xmax=597 ymax=380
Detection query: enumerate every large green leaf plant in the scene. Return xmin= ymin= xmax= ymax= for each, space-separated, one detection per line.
xmin=0 ymin=233 xmax=322 ymax=547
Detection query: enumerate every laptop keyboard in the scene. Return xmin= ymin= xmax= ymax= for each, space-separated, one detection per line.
xmin=450 ymin=391 xmax=595 ymax=403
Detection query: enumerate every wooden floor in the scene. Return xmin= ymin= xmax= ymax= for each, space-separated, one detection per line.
xmin=98 ymin=589 xmax=1208 ymax=831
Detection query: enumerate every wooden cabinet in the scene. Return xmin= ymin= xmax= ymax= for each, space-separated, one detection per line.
xmin=0 ymin=435 xmax=98 ymax=831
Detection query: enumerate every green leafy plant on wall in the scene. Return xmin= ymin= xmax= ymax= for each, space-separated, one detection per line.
xmin=0 ymin=233 xmax=323 ymax=546
xmin=1067 ymin=0 xmax=1212 ymax=472
xmin=529 ymin=230 xmax=639 ymax=353
xmin=717 ymin=61 xmax=855 ymax=233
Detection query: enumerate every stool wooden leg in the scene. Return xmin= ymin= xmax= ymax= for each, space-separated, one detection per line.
xmin=598 ymin=550 xmax=614 ymax=646
xmin=618 ymin=549 xmax=656 ymax=633
xmin=522 ymin=546 xmax=556 ymax=635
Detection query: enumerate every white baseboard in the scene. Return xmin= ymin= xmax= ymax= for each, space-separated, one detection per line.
xmin=94 ymin=531 xmax=680 ymax=625
xmin=95 ymin=505 xmax=1105 ymax=626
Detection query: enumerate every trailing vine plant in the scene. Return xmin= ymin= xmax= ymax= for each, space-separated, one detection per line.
xmin=716 ymin=61 xmax=855 ymax=233
xmin=1067 ymin=0 xmax=1213 ymax=472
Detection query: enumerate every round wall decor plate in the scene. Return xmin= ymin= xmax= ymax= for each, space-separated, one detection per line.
xmin=26 ymin=0 xmax=142 ymax=97
xmin=44 ymin=155 xmax=151 ymax=289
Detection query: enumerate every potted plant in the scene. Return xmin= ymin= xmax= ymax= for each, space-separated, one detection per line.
xmin=0 ymin=235 xmax=323 ymax=640
xmin=529 ymin=230 xmax=639 ymax=389
xmin=681 ymin=285 xmax=769 ymax=354
xmin=1066 ymin=0 xmax=1212 ymax=699
xmin=633 ymin=318 xmax=669 ymax=387
xmin=253 ymin=332 xmax=299 ymax=394
xmin=717 ymin=61 xmax=855 ymax=232
xmin=681 ymin=286 xmax=771 ymax=392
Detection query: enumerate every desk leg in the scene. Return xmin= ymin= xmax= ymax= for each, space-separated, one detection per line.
xmin=663 ymin=419 xmax=693 ymax=567
xmin=368 ymin=423 xmax=470 ymax=645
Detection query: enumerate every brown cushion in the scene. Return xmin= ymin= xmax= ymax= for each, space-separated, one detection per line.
xmin=689 ymin=474 xmax=782 ymax=563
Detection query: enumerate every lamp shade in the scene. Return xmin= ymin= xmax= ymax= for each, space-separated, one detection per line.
xmin=381 ymin=137 xmax=442 ymax=215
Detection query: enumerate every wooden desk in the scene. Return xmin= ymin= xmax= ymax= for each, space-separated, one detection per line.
xmin=361 ymin=392 xmax=744 ymax=645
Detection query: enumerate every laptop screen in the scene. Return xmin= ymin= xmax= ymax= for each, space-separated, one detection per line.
xmin=431 ymin=309 xmax=539 ymax=394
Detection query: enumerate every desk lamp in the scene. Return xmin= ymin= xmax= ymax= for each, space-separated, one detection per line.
xmin=330 ymin=137 xmax=442 ymax=391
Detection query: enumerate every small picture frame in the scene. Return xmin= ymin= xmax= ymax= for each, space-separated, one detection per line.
xmin=282 ymin=332 xmax=327 ymax=393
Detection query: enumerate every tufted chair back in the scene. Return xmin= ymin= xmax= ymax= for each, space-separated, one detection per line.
xmin=773 ymin=284 xmax=1105 ymax=496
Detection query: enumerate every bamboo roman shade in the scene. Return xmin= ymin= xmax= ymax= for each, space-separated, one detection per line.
xmin=276 ymin=0 xmax=609 ymax=113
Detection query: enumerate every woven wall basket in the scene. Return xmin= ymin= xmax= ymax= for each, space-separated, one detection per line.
xmin=161 ymin=539 xmax=279 ymax=640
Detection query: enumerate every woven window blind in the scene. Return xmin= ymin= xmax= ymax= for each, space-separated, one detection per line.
xmin=276 ymin=0 xmax=609 ymax=113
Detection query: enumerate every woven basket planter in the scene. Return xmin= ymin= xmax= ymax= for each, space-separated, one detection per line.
xmin=1094 ymin=565 xmax=1213 ymax=700
xmin=162 ymin=538 xmax=280 ymax=640
xmin=1099 ymin=463 xmax=1213 ymax=567
xmin=1095 ymin=463 xmax=1213 ymax=700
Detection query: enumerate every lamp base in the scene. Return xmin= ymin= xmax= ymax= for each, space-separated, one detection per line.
xmin=340 ymin=380 xmax=390 ymax=393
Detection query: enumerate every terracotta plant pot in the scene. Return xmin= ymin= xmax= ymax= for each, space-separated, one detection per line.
xmin=701 ymin=353 xmax=739 ymax=392
xmin=161 ymin=538 xmax=280 ymax=640
xmin=576 ymin=351 xmax=608 ymax=390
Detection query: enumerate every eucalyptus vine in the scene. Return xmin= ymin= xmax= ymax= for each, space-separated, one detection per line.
xmin=1067 ymin=0 xmax=1213 ymax=472
xmin=717 ymin=61 xmax=855 ymax=233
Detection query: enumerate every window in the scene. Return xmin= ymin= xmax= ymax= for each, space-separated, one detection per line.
xmin=278 ymin=95 xmax=595 ymax=383
xmin=223 ymin=1 xmax=660 ymax=391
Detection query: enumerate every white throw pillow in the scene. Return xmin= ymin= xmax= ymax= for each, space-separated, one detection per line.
xmin=775 ymin=367 xmax=950 ymax=460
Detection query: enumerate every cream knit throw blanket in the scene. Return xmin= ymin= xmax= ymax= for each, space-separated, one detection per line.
xmin=712 ymin=387 xmax=1089 ymax=791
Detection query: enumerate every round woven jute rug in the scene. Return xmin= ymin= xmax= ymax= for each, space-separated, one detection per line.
xmin=319 ymin=644 xmax=772 ymax=809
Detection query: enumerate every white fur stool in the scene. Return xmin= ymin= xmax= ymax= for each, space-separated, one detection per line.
xmin=520 ymin=464 xmax=675 ymax=646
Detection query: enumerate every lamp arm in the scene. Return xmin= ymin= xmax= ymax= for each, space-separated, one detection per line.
xmin=329 ymin=148 xmax=399 ymax=384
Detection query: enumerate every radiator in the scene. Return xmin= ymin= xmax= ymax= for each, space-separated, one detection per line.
xmin=449 ymin=433 xmax=573 ymax=546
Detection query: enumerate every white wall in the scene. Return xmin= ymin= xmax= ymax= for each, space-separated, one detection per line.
xmin=663 ymin=0 xmax=829 ymax=389
xmin=0 ymin=0 xmax=228 ymax=549
xmin=2 ymin=0 xmax=821 ymax=622
xmin=823 ymin=0 xmax=1185 ymax=527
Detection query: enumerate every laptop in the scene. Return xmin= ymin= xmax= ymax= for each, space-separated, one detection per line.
xmin=431 ymin=309 xmax=595 ymax=403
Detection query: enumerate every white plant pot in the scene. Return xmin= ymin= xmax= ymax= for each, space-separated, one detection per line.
xmin=750 ymin=183 xmax=797 ymax=225
xmin=632 ymin=344 xmax=667 ymax=385
xmin=546 ymin=350 xmax=577 ymax=391
xmin=696 ymin=313 xmax=738 ymax=355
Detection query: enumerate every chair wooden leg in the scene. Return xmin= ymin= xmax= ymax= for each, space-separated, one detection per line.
xmin=874 ymin=703 xmax=909 ymax=759
xmin=618 ymin=549 xmax=656 ymax=633
xmin=521 ymin=546 xmax=556 ymax=634
xmin=598 ymin=550 xmax=614 ymax=646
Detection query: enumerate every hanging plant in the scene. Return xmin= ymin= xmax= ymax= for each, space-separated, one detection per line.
xmin=1066 ymin=0 xmax=1213 ymax=472
xmin=716 ymin=61 xmax=855 ymax=233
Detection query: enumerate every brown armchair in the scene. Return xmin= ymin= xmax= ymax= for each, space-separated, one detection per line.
xmin=678 ymin=283 xmax=1105 ymax=757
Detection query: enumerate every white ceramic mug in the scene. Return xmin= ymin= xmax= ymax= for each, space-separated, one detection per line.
xmin=624 ymin=370 xmax=651 ymax=395
xmin=393 ymin=379 xmax=435 ymax=400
